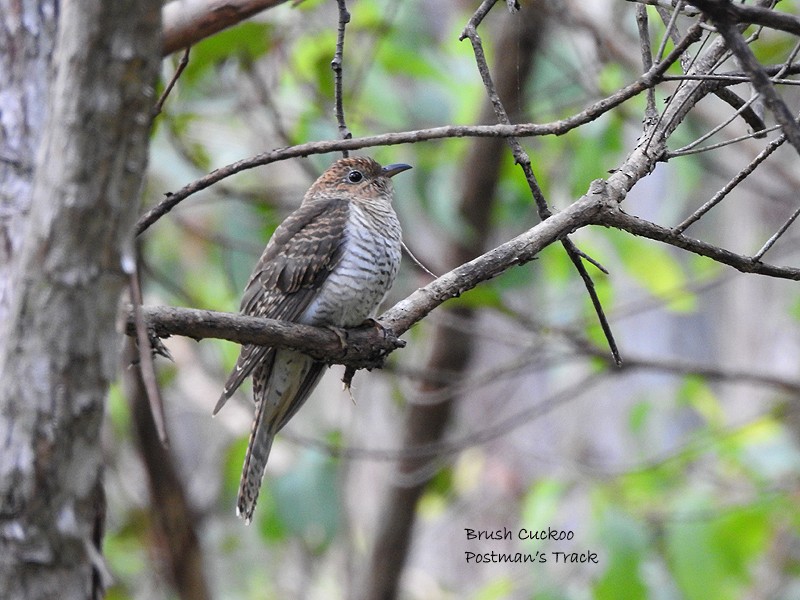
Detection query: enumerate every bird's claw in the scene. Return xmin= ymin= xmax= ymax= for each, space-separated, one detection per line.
xmin=325 ymin=325 xmax=349 ymax=349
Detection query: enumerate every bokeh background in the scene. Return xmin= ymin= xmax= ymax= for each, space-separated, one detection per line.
xmin=107 ymin=1 xmax=800 ymax=598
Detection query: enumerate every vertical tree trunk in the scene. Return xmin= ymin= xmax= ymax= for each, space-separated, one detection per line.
xmin=0 ymin=1 xmax=162 ymax=598
xmin=0 ymin=0 xmax=58 ymax=325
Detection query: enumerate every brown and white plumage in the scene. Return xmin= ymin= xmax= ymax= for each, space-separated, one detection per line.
xmin=215 ymin=156 xmax=410 ymax=522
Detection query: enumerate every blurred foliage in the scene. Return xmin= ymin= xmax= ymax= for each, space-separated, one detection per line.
xmin=106 ymin=1 xmax=800 ymax=599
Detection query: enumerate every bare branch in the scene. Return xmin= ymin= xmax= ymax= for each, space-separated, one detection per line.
xmin=753 ymin=205 xmax=800 ymax=261
xmin=593 ymin=206 xmax=800 ymax=280
xmin=128 ymin=263 xmax=169 ymax=445
xmin=154 ymin=46 xmax=190 ymax=118
xmin=626 ymin=0 xmax=701 ymax=17
xmin=127 ymin=305 xmax=405 ymax=368
xmin=674 ymin=132 xmax=787 ymax=233
xmin=332 ymin=0 xmax=352 ymax=155
xmin=692 ymin=0 xmax=800 ymax=37
xmin=636 ymin=3 xmax=658 ymax=119
xmin=162 ymin=0 xmax=290 ymax=56
xmin=135 ymin=29 xmax=700 ymax=236
xmin=692 ymin=0 xmax=800 ymax=154
xmin=128 ymin=191 xmax=607 ymax=357
xmin=460 ymin=0 xmax=621 ymax=365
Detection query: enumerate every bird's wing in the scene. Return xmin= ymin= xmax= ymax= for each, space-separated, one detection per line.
xmin=214 ymin=198 xmax=349 ymax=414
xmin=240 ymin=197 xmax=349 ymax=318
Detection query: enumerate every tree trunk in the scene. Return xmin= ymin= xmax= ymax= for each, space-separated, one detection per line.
xmin=0 ymin=0 xmax=58 ymax=325
xmin=0 ymin=1 xmax=162 ymax=598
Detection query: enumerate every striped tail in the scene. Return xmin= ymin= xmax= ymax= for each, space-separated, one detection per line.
xmin=235 ymin=350 xmax=325 ymax=523
xmin=236 ymin=393 xmax=275 ymax=524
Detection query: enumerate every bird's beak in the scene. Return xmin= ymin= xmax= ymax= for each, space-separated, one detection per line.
xmin=382 ymin=163 xmax=412 ymax=178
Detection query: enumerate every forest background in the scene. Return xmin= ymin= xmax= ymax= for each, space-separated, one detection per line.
xmin=2 ymin=0 xmax=800 ymax=599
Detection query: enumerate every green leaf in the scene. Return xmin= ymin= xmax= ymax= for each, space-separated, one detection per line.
xmin=106 ymin=382 xmax=130 ymax=435
xmin=291 ymin=30 xmax=337 ymax=98
xmin=593 ymin=510 xmax=648 ymax=600
xmin=790 ymin=294 xmax=800 ymax=322
xmin=667 ymin=502 xmax=729 ymax=600
xmin=378 ymin=44 xmax=440 ymax=79
xmin=666 ymin=496 xmax=772 ymax=600
xmin=222 ymin=435 xmax=250 ymax=501
xmin=256 ymin=486 xmax=289 ymax=544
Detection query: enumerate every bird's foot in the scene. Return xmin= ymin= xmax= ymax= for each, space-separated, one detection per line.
xmin=129 ymin=328 xmax=173 ymax=366
xmin=325 ymin=324 xmax=349 ymax=349
xmin=338 ymin=319 xmax=406 ymax=391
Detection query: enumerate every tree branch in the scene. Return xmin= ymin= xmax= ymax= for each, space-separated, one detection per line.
xmin=593 ymin=205 xmax=800 ymax=279
xmin=461 ymin=0 xmax=621 ymax=365
xmin=162 ymin=0 xmax=290 ymax=56
xmin=135 ymin=29 xmax=699 ymax=236
xmin=332 ymin=0 xmax=352 ymax=154
xmin=127 ymin=305 xmax=406 ymax=369
xmin=127 ymin=191 xmax=606 ymax=359
xmin=691 ymin=0 xmax=800 ymax=154
xmin=697 ymin=0 xmax=800 ymax=36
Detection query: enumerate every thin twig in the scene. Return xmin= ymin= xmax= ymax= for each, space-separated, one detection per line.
xmin=626 ymin=0 xmax=701 ymax=17
xmin=688 ymin=0 xmax=800 ymax=37
xmin=662 ymin=74 xmax=800 ymax=85
xmin=654 ymin=0 xmax=683 ymax=64
xmin=643 ymin=23 xmax=712 ymax=155
xmin=460 ymin=0 xmax=622 ymax=366
xmin=332 ymin=0 xmax=352 ymax=156
xmin=753 ymin=205 xmax=800 ymax=262
xmin=153 ymin=46 xmax=190 ymax=118
xmin=636 ymin=4 xmax=658 ymax=120
xmin=652 ymin=5 xmax=767 ymax=137
xmin=673 ymin=131 xmax=787 ymax=233
xmin=692 ymin=0 xmax=800 ymax=154
xmin=594 ymin=206 xmax=800 ymax=280
xmin=671 ymin=94 xmax=763 ymax=154
xmin=401 ymin=241 xmax=437 ymax=278
xmin=128 ymin=260 xmax=169 ymax=445
xmin=135 ymin=30 xmax=699 ymax=237
xmin=667 ymin=122 xmax=782 ymax=158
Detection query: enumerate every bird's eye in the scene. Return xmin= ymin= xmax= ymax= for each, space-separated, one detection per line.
xmin=347 ymin=170 xmax=364 ymax=183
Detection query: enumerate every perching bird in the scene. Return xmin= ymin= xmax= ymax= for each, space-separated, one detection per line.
xmin=214 ymin=156 xmax=411 ymax=522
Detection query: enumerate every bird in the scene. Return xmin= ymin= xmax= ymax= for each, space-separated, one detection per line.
xmin=214 ymin=156 xmax=411 ymax=523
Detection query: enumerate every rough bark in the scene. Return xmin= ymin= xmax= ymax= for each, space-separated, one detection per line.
xmin=359 ymin=6 xmax=547 ymax=599
xmin=0 ymin=0 xmax=58 ymax=328
xmin=0 ymin=1 xmax=162 ymax=597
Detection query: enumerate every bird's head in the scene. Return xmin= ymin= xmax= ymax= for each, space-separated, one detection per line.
xmin=305 ymin=156 xmax=412 ymax=203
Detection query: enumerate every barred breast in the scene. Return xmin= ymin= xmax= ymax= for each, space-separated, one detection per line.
xmin=300 ymin=201 xmax=401 ymax=328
